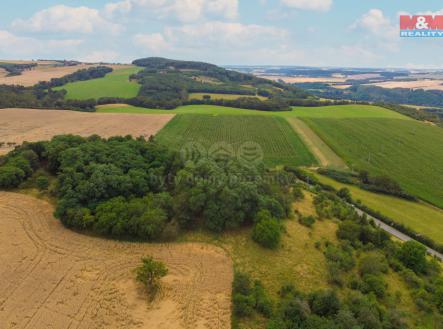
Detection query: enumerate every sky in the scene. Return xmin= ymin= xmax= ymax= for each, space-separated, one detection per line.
xmin=0 ymin=0 xmax=443 ymax=68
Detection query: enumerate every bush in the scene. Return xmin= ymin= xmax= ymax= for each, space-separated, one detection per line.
xmin=398 ymin=240 xmax=428 ymax=274
xmin=359 ymin=253 xmax=388 ymax=276
xmin=362 ymin=274 xmax=386 ymax=298
xmin=36 ymin=175 xmax=49 ymax=190
xmin=135 ymin=256 xmax=168 ymax=299
xmin=299 ymin=215 xmax=316 ymax=228
xmin=0 ymin=166 xmax=25 ymax=188
xmin=233 ymin=294 xmax=255 ymax=317
xmin=252 ymin=216 xmax=282 ymax=249
xmin=308 ymin=290 xmax=341 ymax=317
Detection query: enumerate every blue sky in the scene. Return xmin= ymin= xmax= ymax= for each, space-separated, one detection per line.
xmin=1 ymin=0 xmax=442 ymax=68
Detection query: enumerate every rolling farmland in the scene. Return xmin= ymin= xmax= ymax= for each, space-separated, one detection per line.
xmin=156 ymin=114 xmax=317 ymax=167
xmin=188 ymin=92 xmax=268 ymax=101
xmin=55 ymin=67 xmax=141 ymax=100
xmin=296 ymin=105 xmax=443 ymax=208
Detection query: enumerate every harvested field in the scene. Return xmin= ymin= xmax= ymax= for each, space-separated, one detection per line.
xmin=259 ymin=75 xmax=347 ymax=83
xmin=368 ymin=79 xmax=443 ymax=91
xmin=0 ymin=109 xmax=174 ymax=155
xmin=0 ymin=64 xmax=130 ymax=87
xmin=0 ymin=192 xmax=233 ymax=329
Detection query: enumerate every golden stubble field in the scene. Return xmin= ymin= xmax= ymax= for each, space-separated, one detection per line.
xmin=0 ymin=63 xmax=130 ymax=87
xmin=0 ymin=192 xmax=233 ymax=329
xmin=0 ymin=109 xmax=175 ymax=155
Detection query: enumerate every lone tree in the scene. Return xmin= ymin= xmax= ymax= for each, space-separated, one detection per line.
xmin=136 ymin=256 xmax=168 ymax=299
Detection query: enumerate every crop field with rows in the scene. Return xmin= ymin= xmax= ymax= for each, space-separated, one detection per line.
xmin=156 ymin=114 xmax=317 ymax=167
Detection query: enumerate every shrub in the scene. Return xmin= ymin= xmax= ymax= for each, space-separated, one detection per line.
xmin=299 ymin=215 xmax=316 ymax=228
xmin=233 ymin=294 xmax=255 ymax=317
xmin=252 ymin=216 xmax=282 ymax=249
xmin=359 ymin=253 xmax=389 ymax=276
xmin=0 ymin=166 xmax=25 ymax=188
xmin=36 ymin=175 xmax=49 ymax=190
xmin=308 ymin=290 xmax=341 ymax=317
xmin=362 ymin=274 xmax=386 ymax=298
xmin=398 ymin=240 xmax=428 ymax=274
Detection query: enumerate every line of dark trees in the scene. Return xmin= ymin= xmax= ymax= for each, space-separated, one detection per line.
xmin=0 ymin=62 xmax=37 ymax=76
xmin=37 ymin=66 xmax=112 ymax=89
xmin=0 ymin=66 xmax=113 ymax=112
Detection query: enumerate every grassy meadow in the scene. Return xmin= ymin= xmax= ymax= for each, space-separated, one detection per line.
xmin=313 ymin=172 xmax=443 ymax=244
xmin=55 ymin=67 xmax=141 ymax=100
xmin=156 ymin=114 xmax=318 ymax=167
xmin=295 ymin=106 xmax=443 ymax=208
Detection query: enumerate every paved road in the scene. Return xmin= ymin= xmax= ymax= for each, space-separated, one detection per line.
xmin=352 ymin=205 xmax=443 ymax=261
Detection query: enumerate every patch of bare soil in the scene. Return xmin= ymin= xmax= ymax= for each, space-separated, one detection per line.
xmin=0 ymin=64 xmax=131 ymax=87
xmin=0 ymin=109 xmax=174 ymax=155
xmin=0 ymin=192 xmax=233 ymax=329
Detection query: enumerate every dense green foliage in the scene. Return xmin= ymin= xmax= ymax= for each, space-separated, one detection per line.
xmin=156 ymin=114 xmax=317 ymax=167
xmin=252 ymin=210 xmax=282 ymax=249
xmin=0 ymin=135 xmax=293 ymax=239
xmin=296 ymin=106 xmax=443 ymax=208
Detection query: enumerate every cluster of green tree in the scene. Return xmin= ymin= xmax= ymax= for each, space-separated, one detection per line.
xmin=288 ymin=167 xmax=443 ymax=255
xmin=233 ymin=271 xmax=415 ymax=329
xmin=38 ymin=66 xmax=112 ymax=89
xmin=185 ymin=97 xmax=291 ymax=111
xmin=299 ymin=83 xmax=443 ymax=109
xmin=0 ymin=85 xmax=96 ymax=111
xmin=127 ymin=57 xmax=313 ymax=111
xmin=317 ymin=168 xmax=416 ymax=201
xmin=0 ymin=62 xmax=37 ymax=76
xmin=315 ymin=191 xmax=443 ymax=320
xmin=0 ymin=135 xmax=293 ymax=240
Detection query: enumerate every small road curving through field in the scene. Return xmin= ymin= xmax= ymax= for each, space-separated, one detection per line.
xmin=0 ymin=192 xmax=233 ymax=329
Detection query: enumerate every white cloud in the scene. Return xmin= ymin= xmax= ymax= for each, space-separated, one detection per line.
xmin=281 ymin=0 xmax=332 ymax=12
xmin=133 ymin=33 xmax=172 ymax=53
xmin=0 ymin=30 xmax=82 ymax=57
xmin=12 ymin=5 xmax=122 ymax=34
xmin=105 ymin=0 xmax=238 ymax=21
xmin=135 ymin=21 xmax=288 ymax=50
xmin=132 ymin=21 xmax=301 ymax=64
xmin=80 ymin=51 xmax=120 ymax=63
xmin=351 ymin=9 xmax=398 ymax=41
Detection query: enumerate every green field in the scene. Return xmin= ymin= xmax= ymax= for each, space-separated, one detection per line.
xmin=55 ymin=67 xmax=141 ymax=100
xmin=296 ymin=106 xmax=443 ymax=208
xmin=313 ymin=173 xmax=443 ymax=245
xmin=156 ymin=114 xmax=317 ymax=167
xmin=188 ymin=92 xmax=268 ymax=101
xmin=97 ymin=103 xmax=443 ymax=208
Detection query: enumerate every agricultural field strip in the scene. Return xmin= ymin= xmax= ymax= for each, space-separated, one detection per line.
xmin=286 ymin=117 xmax=348 ymax=170
xmin=0 ymin=109 xmax=174 ymax=155
xmin=155 ymin=114 xmax=317 ymax=167
xmin=54 ymin=67 xmax=142 ymax=100
xmin=0 ymin=192 xmax=233 ymax=329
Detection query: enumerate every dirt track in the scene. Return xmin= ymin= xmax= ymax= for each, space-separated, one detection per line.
xmin=0 ymin=109 xmax=174 ymax=155
xmin=0 ymin=192 xmax=232 ymax=329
